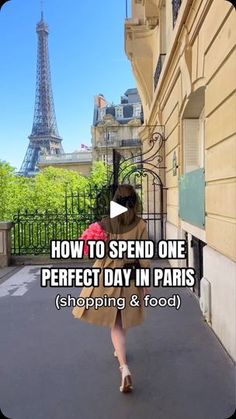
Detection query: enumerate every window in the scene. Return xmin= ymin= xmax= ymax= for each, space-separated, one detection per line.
xmin=154 ymin=0 xmax=167 ymax=90
xmin=115 ymin=106 xmax=123 ymax=119
xmin=100 ymin=108 xmax=106 ymax=120
xmin=106 ymin=130 xmax=116 ymax=141
xmin=183 ymin=119 xmax=200 ymax=173
xmin=172 ymin=0 xmax=182 ymax=27
xmin=183 ymin=113 xmax=205 ymax=173
xmin=182 ymin=88 xmax=205 ymax=173
xmin=102 ymin=154 xmax=107 ymax=164
xmin=160 ymin=1 xmax=166 ymax=53
xmin=133 ymin=104 xmax=141 ymax=117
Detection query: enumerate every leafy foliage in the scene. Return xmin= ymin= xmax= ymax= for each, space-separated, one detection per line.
xmin=0 ymin=160 xmax=108 ymax=221
xmin=0 ymin=159 xmax=142 ymax=255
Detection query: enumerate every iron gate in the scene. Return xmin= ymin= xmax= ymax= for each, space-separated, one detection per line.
xmin=114 ymin=126 xmax=166 ymax=242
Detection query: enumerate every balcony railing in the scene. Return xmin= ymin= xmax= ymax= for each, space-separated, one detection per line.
xmin=154 ymin=54 xmax=166 ymax=90
xmin=95 ymin=139 xmax=141 ymax=149
xmin=172 ymin=0 xmax=182 ymax=27
xmin=96 ymin=140 xmax=117 ymax=148
xmin=39 ymin=152 xmax=92 ymax=164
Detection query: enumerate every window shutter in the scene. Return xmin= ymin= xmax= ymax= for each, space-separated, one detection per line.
xmin=183 ymin=119 xmax=200 ymax=173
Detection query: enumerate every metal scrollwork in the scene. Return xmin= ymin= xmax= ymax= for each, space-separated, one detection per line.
xmin=117 ymin=126 xmax=165 ymax=184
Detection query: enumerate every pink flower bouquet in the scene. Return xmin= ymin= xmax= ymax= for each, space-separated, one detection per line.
xmin=79 ymin=222 xmax=108 ymax=256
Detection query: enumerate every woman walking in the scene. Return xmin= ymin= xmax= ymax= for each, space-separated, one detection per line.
xmin=72 ymin=184 xmax=150 ymax=393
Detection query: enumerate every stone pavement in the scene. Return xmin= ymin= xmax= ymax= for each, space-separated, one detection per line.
xmin=0 ymin=261 xmax=235 ymax=419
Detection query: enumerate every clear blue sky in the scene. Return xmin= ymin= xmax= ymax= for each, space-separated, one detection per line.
xmin=0 ymin=0 xmax=135 ymax=170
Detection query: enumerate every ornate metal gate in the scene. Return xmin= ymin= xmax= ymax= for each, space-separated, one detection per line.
xmin=112 ymin=125 xmax=166 ymax=242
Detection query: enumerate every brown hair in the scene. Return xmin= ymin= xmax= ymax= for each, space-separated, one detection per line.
xmin=113 ymin=184 xmax=140 ymax=226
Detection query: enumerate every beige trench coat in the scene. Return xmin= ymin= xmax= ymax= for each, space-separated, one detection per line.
xmin=72 ymin=217 xmax=151 ymax=329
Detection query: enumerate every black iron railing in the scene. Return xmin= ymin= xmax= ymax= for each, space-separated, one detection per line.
xmin=172 ymin=0 xmax=182 ymax=27
xmin=12 ymin=210 xmax=89 ymax=256
xmin=11 ymin=187 xmax=112 ymax=256
xmin=12 ymin=183 xmax=153 ymax=255
xmin=154 ymin=54 xmax=166 ymax=90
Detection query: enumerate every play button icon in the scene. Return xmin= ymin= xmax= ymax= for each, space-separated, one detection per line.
xmin=110 ymin=201 xmax=128 ymax=219
xmin=92 ymin=184 xmax=142 ymax=234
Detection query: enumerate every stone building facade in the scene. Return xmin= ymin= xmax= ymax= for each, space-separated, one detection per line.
xmin=125 ymin=0 xmax=236 ymax=360
xmin=92 ymin=89 xmax=143 ymax=164
xmin=38 ymin=150 xmax=92 ymax=176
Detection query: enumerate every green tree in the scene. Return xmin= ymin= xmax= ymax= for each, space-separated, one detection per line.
xmin=89 ymin=161 xmax=109 ymax=187
xmin=0 ymin=161 xmax=16 ymax=220
xmin=0 ymin=161 xmax=110 ymax=221
xmin=32 ymin=167 xmax=89 ymax=212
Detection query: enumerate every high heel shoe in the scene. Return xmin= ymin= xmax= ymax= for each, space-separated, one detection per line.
xmin=119 ymin=364 xmax=133 ymax=393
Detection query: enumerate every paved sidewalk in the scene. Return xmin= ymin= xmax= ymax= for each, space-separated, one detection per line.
xmin=0 ymin=266 xmax=21 ymax=285
xmin=0 ymin=261 xmax=235 ymax=419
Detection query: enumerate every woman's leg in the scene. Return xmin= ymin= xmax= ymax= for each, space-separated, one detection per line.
xmin=111 ymin=310 xmax=133 ymax=392
xmin=111 ymin=310 xmax=127 ymax=367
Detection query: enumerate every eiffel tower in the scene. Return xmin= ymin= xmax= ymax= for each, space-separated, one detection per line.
xmin=19 ymin=8 xmax=63 ymax=176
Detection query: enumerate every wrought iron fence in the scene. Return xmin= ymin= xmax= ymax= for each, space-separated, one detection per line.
xmin=12 ymin=210 xmax=82 ymax=256
xmin=11 ymin=181 xmax=166 ymax=255
xmin=11 ymin=186 xmax=112 ymax=256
